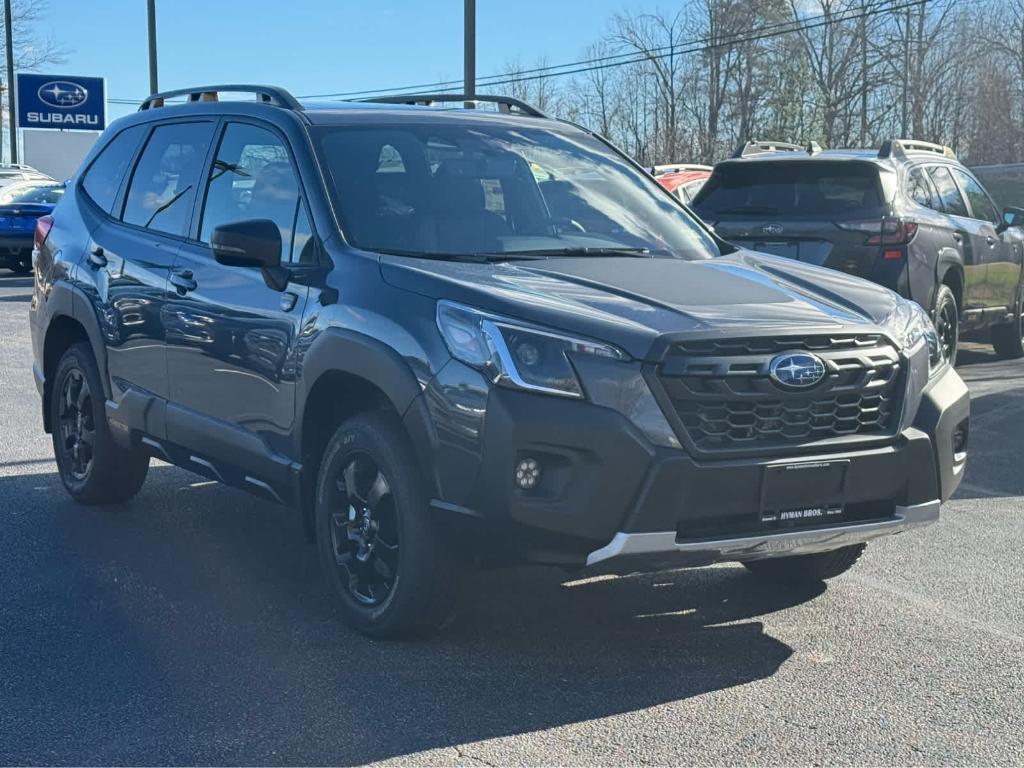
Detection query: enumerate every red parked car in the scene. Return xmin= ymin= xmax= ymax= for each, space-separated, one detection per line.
xmin=651 ymin=164 xmax=712 ymax=204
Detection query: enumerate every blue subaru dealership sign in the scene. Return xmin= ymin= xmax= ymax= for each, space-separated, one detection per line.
xmin=15 ymin=74 xmax=106 ymax=131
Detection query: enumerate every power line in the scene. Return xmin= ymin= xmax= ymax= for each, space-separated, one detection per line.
xmin=298 ymin=0 xmax=928 ymax=100
xmin=109 ymin=0 xmax=941 ymax=106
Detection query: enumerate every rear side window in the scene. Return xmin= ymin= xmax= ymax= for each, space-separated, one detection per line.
xmin=692 ymin=162 xmax=884 ymax=219
xmin=80 ymin=124 xmax=146 ymax=213
xmin=907 ymin=166 xmax=940 ymax=210
xmin=122 ymin=122 xmax=215 ymax=236
xmin=951 ymin=168 xmax=999 ymax=224
xmin=927 ymin=166 xmax=969 ymax=218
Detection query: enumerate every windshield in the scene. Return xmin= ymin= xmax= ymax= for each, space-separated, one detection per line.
xmin=313 ymin=121 xmax=717 ymax=260
xmin=0 ymin=184 xmax=64 ymax=205
xmin=692 ymin=161 xmax=885 ymax=220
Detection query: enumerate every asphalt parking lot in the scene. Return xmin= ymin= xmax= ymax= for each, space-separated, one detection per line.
xmin=1 ymin=272 xmax=1022 ymax=767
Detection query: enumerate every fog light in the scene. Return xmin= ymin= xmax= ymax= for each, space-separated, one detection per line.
xmin=515 ymin=458 xmax=541 ymax=490
xmin=952 ymin=420 xmax=968 ymax=461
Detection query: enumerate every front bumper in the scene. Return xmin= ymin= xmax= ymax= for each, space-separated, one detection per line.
xmin=422 ymin=361 xmax=969 ymax=570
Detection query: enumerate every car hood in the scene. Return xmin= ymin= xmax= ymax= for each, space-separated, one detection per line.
xmin=379 ymin=250 xmax=901 ymax=360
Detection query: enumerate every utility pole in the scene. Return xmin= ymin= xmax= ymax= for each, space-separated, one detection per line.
xmin=464 ymin=0 xmax=475 ymax=106
xmin=4 ymin=0 xmax=17 ymax=163
xmin=147 ymin=0 xmax=158 ymax=95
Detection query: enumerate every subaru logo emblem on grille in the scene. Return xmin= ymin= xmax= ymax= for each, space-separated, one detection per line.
xmin=38 ymin=81 xmax=88 ymax=109
xmin=761 ymin=223 xmax=784 ymax=235
xmin=769 ymin=352 xmax=826 ymax=389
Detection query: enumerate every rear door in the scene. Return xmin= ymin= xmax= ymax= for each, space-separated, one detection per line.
xmin=926 ymin=165 xmax=987 ymax=311
xmin=164 ymin=120 xmax=313 ymax=496
xmin=83 ymin=120 xmax=216 ymax=408
xmin=951 ymin=167 xmax=1022 ymax=311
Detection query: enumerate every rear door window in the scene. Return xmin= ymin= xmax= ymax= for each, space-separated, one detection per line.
xmin=927 ymin=166 xmax=969 ymax=218
xmin=80 ymin=124 xmax=147 ymax=214
xmin=121 ymin=121 xmax=216 ymax=236
xmin=907 ymin=166 xmax=940 ymax=210
xmin=951 ymin=168 xmax=1000 ymax=224
xmin=691 ymin=162 xmax=884 ymax=219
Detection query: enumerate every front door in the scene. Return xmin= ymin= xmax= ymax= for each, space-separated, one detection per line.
xmin=927 ymin=165 xmax=987 ymax=311
xmin=164 ymin=120 xmax=315 ymax=495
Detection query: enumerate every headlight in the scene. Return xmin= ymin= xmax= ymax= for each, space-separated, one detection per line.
xmin=882 ymin=298 xmax=944 ymax=372
xmin=436 ymin=301 xmax=627 ymax=398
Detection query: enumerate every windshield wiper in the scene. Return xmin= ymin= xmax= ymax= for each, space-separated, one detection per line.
xmin=494 ymin=247 xmax=652 ymax=258
xmin=372 ymin=247 xmax=548 ymax=263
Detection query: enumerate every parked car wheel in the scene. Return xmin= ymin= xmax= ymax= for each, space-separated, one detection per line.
xmin=8 ymin=249 xmax=32 ymax=274
xmin=991 ymin=282 xmax=1024 ymax=360
xmin=314 ymin=411 xmax=455 ymax=638
xmin=933 ymin=284 xmax=959 ymax=366
xmin=50 ymin=342 xmax=150 ymax=504
xmin=742 ymin=544 xmax=866 ymax=583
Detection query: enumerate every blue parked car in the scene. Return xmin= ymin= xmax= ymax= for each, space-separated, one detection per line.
xmin=0 ymin=180 xmax=64 ymax=274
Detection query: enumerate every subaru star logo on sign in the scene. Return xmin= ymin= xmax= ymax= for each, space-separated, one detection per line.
xmin=769 ymin=352 xmax=827 ymax=389
xmin=15 ymin=73 xmax=106 ymax=131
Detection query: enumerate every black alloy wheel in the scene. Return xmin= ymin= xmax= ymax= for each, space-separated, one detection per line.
xmin=328 ymin=452 xmax=400 ymax=606
xmin=56 ymin=367 xmax=96 ymax=482
xmin=933 ymin=285 xmax=959 ymax=365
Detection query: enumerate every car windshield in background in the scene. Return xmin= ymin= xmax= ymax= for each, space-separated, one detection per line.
xmin=692 ymin=161 xmax=885 ymax=220
xmin=0 ymin=184 xmax=64 ymax=205
xmin=314 ymin=122 xmax=717 ymax=260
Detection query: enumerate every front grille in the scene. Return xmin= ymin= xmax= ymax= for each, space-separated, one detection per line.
xmin=655 ymin=335 xmax=904 ymax=454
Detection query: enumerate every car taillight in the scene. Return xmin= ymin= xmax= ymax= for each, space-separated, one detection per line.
xmin=34 ymin=215 xmax=54 ymax=252
xmin=836 ymin=217 xmax=918 ymax=246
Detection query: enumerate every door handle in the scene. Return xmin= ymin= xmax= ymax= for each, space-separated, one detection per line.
xmin=280 ymin=291 xmax=298 ymax=312
xmin=170 ymin=270 xmax=197 ymax=294
xmin=986 ymin=235 xmax=997 ymax=248
xmin=952 ymin=232 xmax=963 ymax=243
xmin=87 ymin=247 xmax=107 ymax=268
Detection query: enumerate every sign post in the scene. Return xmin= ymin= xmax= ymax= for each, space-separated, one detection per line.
xmin=15 ymin=74 xmax=107 ymax=132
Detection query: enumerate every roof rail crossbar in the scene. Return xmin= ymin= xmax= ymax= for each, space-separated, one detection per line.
xmin=878 ymin=138 xmax=956 ymax=160
xmin=731 ymin=139 xmax=805 ymax=159
xmin=363 ymin=93 xmax=548 ymax=118
xmin=139 ymin=84 xmax=302 ymax=111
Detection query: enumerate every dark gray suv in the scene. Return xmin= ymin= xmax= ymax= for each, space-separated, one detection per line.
xmin=692 ymin=139 xmax=1024 ymax=364
xmin=30 ymin=88 xmax=969 ymax=637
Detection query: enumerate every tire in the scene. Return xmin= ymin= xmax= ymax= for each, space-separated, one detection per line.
xmin=991 ymin=282 xmax=1024 ymax=360
xmin=314 ymin=411 xmax=455 ymax=638
xmin=932 ymin=284 xmax=959 ymax=366
xmin=742 ymin=543 xmax=866 ymax=583
xmin=50 ymin=342 xmax=150 ymax=504
xmin=8 ymin=251 xmax=31 ymax=275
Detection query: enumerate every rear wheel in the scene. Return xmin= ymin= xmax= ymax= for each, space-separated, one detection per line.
xmin=933 ymin=284 xmax=959 ymax=366
xmin=742 ymin=544 xmax=866 ymax=583
xmin=8 ymin=249 xmax=31 ymax=274
xmin=314 ymin=411 xmax=455 ymax=638
xmin=51 ymin=342 xmax=150 ymax=504
xmin=991 ymin=282 xmax=1024 ymax=359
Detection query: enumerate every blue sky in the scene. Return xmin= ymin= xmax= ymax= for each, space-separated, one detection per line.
xmin=38 ymin=0 xmax=664 ymax=121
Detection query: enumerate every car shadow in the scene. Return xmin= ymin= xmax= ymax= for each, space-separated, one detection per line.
xmin=0 ymin=273 xmax=33 ymax=286
xmin=952 ymin=388 xmax=1024 ymax=500
xmin=0 ymin=464 xmax=816 ymax=765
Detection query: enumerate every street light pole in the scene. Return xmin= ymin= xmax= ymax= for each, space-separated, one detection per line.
xmin=147 ymin=0 xmax=158 ymax=95
xmin=464 ymin=0 xmax=475 ymax=107
xmin=4 ymin=0 xmax=18 ymax=163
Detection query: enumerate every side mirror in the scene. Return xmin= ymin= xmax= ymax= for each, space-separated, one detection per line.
xmin=211 ymin=219 xmax=289 ymax=291
xmin=998 ymin=206 xmax=1024 ymax=234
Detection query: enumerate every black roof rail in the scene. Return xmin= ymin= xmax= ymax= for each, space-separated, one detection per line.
xmin=363 ymin=93 xmax=548 ymax=118
xmin=731 ymin=139 xmax=806 ymax=159
xmin=139 ymin=84 xmax=302 ymax=111
xmin=878 ymin=138 xmax=956 ymax=161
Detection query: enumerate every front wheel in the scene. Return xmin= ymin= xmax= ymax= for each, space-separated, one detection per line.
xmin=314 ymin=411 xmax=456 ymax=638
xmin=933 ymin=284 xmax=959 ymax=367
xmin=742 ymin=544 xmax=866 ymax=583
xmin=991 ymin=282 xmax=1024 ymax=359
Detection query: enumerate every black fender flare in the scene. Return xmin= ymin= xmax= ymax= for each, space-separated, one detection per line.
xmin=295 ymin=327 xmax=441 ymax=495
xmin=933 ymin=254 xmax=964 ymax=311
xmin=41 ymin=280 xmax=114 ymax=401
